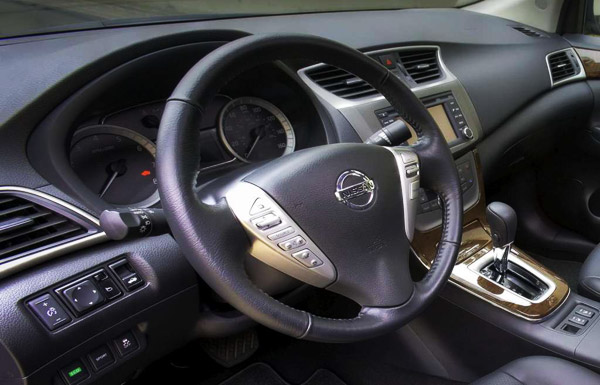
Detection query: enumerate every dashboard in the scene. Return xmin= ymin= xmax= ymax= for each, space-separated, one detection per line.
xmin=0 ymin=7 xmax=595 ymax=385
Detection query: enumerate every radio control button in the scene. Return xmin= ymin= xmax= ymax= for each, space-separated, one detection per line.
xmin=462 ymin=126 xmax=474 ymax=139
xmin=252 ymin=213 xmax=281 ymax=231
xmin=267 ymin=227 xmax=295 ymax=240
xmin=249 ymin=198 xmax=270 ymax=216
xmin=278 ymin=236 xmax=306 ymax=251
xmin=292 ymin=249 xmax=323 ymax=268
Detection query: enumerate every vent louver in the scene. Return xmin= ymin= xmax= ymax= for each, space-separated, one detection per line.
xmin=512 ymin=26 xmax=547 ymax=38
xmin=397 ymin=49 xmax=441 ymax=84
xmin=0 ymin=193 xmax=91 ymax=263
xmin=548 ymin=51 xmax=577 ymax=83
xmin=304 ymin=65 xmax=379 ymax=100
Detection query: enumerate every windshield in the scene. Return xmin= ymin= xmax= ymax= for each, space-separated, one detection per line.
xmin=0 ymin=0 xmax=477 ymax=39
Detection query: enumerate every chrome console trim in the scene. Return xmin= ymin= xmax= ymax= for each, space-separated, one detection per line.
xmin=0 ymin=186 xmax=108 ymax=279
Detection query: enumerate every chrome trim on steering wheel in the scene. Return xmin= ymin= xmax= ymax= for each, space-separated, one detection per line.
xmin=384 ymin=147 xmax=420 ymax=241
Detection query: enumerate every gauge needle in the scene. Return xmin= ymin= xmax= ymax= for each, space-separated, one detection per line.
xmin=245 ymin=125 xmax=267 ymax=159
xmin=99 ymin=160 xmax=127 ymax=198
xmin=99 ymin=171 xmax=119 ymax=198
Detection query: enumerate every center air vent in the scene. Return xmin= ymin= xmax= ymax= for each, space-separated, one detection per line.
xmin=304 ymin=65 xmax=379 ymax=100
xmin=397 ymin=49 xmax=441 ymax=85
xmin=0 ymin=192 xmax=98 ymax=264
xmin=547 ymin=49 xmax=581 ymax=85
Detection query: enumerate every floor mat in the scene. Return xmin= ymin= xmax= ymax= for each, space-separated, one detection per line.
xmin=219 ymin=363 xmax=346 ymax=385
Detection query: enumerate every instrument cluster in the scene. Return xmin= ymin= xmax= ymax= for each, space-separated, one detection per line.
xmin=69 ymin=95 xmax=302 ymax=207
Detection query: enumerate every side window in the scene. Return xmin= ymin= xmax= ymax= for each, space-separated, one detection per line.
xmin=584 ymin=0 xmax=600 ymax=35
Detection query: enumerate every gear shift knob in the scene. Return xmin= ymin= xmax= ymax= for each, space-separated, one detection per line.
xmin=486 ymin=202 xmax=517 ymax=248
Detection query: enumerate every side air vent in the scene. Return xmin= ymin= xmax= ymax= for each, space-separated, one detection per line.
xmin=0 ymin=191 xmax=98 ymax=264
xmin=547 ymin=49 xmax=581 ymax=85
xmin=512 ymin=26 xmax=547 ymax=38
xmin=397 ymin=49 xmax=441 ymax=85
xmin=304 ymin=65 xmax=379 ymax=100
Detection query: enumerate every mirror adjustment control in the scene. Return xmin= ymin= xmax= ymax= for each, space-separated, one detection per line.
xmin=28 ymin=294 xmax=71 ymax=330
xmin=63 ymin=280 xmax=104 ymax=314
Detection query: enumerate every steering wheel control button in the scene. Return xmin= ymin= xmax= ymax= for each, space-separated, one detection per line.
xmin=60 ymin=360 xmax=90 ymax=385
xmin=252 ymin=213 xmax=282 ymax=230
xmin=292 ymin=249 xmax=323 ymax=268
xmin=409 ymin=181 xmax=420 ymax=200
xmin=88 ymin=345 xmax=115 ymax=372
xmin=226 ymin=182 xmax=337 ymax=287
xmin=28 ymin=294 xmax=71 ymax=331
xmin=109 ymin=259 xmax=144 ymax=291
xmin=249 ymin=197 xmax=270 ymax=216
xmin=400 ymin=151 xmax=418 ymax=165
xmin=63 ymin=280 xmax=104 ymax=314
xmin=278 ymin=236 xmax=306 ymax=251
xmin=97 ymin=278 xmax=122 ymax=300
xmin=267 ymin=227 xmax=295 ymax=241
xmin=405 ymin=164 xmax=419 ymax=178
xmin=114 ymin=331 xmax=139 ymax=357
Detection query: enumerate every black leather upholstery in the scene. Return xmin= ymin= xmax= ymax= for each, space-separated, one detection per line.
xmin=472 ymin=356 xmax=600 ymax=385
xmin=156 ymin=34 xmax=463 ymax=342
xmin=579 ymin=243 xmax=600 ymax=300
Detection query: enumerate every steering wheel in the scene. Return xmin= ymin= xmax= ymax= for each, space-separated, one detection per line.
xmin=156 ymin=34 xmax=463 ymax=343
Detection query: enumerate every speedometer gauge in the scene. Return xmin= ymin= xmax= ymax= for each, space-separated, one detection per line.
xmin=218 ymin=97 xmax=295 ymax=163
xmin=70 ymin=125 xmax=159 ymax=207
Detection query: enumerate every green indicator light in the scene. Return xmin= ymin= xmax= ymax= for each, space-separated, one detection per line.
xmin=68 ymin=367 xmax=82 ymax=377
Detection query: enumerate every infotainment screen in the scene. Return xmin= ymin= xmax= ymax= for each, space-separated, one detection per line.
xmin=426 ymin=104 xmax=457 ymax=142
xmin=374 ymin=92 xmax=469 ymax=145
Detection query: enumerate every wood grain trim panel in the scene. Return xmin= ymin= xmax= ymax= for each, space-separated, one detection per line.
xmin=576 ymin=47 xmax=600 ymax=79
xmin=411 ymin=150 xmax=569 ymax=320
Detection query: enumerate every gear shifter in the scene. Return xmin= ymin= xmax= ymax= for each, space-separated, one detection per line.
xmin=486 ymin=202 xmax=517 ymax=283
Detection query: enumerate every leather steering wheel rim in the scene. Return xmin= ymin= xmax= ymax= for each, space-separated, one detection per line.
xmin=157 ymin=34 xmax=463 ymax=343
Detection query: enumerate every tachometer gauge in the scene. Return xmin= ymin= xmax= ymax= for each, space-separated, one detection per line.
xmin=218 ymin=97 xmax=295 ymax=163
xmin=69 ymin=125 xmax=159 ymax=207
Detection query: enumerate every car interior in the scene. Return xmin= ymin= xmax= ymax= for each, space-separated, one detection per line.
xmin=6 ymin=0 xmax=600 ymax=384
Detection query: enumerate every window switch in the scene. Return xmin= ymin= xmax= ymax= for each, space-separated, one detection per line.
xmin=28 ymin=294 xmax=71 ymax=331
